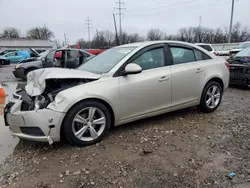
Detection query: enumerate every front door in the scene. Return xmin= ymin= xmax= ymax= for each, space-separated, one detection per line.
xmin=118 ymin=45 xmax=172 ymax=122
xmin=170 ymin=45 xmax=206 ymax=107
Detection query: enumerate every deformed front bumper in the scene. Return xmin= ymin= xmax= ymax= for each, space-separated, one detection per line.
xmin=4 ymin=99 xmax=65 ymax=143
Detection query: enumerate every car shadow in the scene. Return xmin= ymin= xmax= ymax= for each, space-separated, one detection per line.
xmin=110 ymin=106 xmax=202 ymax=134
xmin=229 ymin=84 xmax=249 ymax=90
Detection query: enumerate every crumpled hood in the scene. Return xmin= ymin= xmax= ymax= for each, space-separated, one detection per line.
xmin=25 ymin=68 xmax=101 ymax=96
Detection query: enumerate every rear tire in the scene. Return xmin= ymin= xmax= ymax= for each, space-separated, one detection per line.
xmin=199 ymin=81 xmax=222 ymax=113
xmin=63 ymin=100 xmax=111 ymax=147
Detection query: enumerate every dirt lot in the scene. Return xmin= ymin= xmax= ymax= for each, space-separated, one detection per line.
xmin=0 ymin=65 xmax=250 ymax=188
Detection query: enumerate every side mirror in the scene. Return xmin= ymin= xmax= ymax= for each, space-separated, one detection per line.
xmin=41 ymin=57 xmax=46 ymax=62
xmin=123 ymin=63 xmax=142 ymax=75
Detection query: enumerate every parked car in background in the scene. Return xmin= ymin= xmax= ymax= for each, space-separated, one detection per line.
xmin=0 ymin=51 xmax=30 ymax=64
xmin=195 ymin=43 xmax=217 ymax=56
xmin=13 ymin=49 xmax=94 ymax=80
xmin=229 ymin=41 xmax=250 ymax=57
xmin=67 ymin=44 xmax=106 ymax=55
xmin=216 ymin=50 xmax=230 ymax=56
xmin=5 ymin=41 xmax=229 ymax=146
xmin=228 ymin=47 xmax=250 ymax=87
xmin=0 ymin=56 xmax=10 ymax=66
xmin=0 ymin=49 xmax=17 ymax=56
xmin=86 ymin=49 xmax=105 ymax=55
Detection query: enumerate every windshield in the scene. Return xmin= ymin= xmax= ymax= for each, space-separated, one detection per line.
xmin=235 ymin=47 xmax=250 ymax=57
xmin=198 ymin=45 xmax=213 ymax=52
xmin=236 ymin=43 xmax=250 ymax=49
xmin=77 ymin=47 xmax=135 ymax=73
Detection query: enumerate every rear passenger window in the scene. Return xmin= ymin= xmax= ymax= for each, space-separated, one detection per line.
xmin=170 ymin=47 xmax=195 ymax=64
xmin=194 ymin=49 xmax=212 ymax=61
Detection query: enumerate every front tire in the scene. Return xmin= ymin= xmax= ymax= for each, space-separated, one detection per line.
xmin=199 ymin=81 xmax=222 ymax=113
xmin=63 ymin=100 xmax=111 ymax=147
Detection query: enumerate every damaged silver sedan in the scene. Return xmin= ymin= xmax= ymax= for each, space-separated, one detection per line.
xmin=4 ymin=41 xmax=229 ymax=146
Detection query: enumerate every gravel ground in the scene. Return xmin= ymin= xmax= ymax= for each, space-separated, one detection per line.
xmin=0 ymin=65 xmax=250 ymax=188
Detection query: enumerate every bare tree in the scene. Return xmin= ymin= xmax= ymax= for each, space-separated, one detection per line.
xmin=179 ymin=27 xmax=193 ymax=42
xmin=1 ymin=27 xmax=20 ymax=38
xmin=127 ymin=33 xmax=144 ymax=43
xmin=147 ymin=29 xmax=163 ymax=41
xmin=77 ymin=38 xmax=88 ymax=49
xmin=26 ymin=26 xmax=54 ymax=40
xmin=240 ymin=27 xmax=250 ymax=42
xmin=103 ymin=30 xmax=114 ymax=46
xmin=91 ymin=30 xmax=108 ymax=48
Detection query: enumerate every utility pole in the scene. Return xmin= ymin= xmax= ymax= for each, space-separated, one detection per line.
xmin=85 ymin=17 xmax=92 ymax=48
xmin=199 ymin=16 xmax=202 ymax=27
xmin=113 ymin=14 xmax=119 ymax=46
xmin=64 ymin=33 xmax=67 ymax=47
xmin=228 ymin=0 xmax=235 ymax=43
xmin=114 ymin=0 xmax=125 ymax=44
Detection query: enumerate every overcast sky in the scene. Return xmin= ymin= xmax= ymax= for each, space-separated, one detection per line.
xmin=0 ymin=0 xmax=249 ymax=44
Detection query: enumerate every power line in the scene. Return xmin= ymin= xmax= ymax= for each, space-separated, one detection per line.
xmin=126 ymin=0 xmax=229 ymax=16
xmin=114 ymin=0 xmax=125 ymax=44
xmin=85 ymin=17 xmax=92 ymax=48
xmin=126 ymin=0 xmax=199 ymax=13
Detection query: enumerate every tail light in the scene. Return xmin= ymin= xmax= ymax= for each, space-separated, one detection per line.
xmin=225 ymin=61 xmax=230 ymax=70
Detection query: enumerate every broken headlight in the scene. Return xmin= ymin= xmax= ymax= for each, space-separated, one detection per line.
xmin=34 ymin=95 xmax=46 ymax=110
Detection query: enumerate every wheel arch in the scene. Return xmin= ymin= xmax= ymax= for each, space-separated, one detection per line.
xmin=60 ymin=98 xmax=115 ymax=140
xmin=204 ymin=77 xmax=224 ymax=92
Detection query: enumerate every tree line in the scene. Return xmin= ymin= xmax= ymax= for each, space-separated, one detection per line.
xmin=0 ymin=26 xmax=54 ymax=40
xmin=1 ymin=22 xmax=250 ymax=48
xmin=78 ymin=22 xmax=250 ymax=49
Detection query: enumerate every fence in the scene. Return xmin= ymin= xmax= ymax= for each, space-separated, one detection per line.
xmin=212 ymin=43 xmax=240 ymax=51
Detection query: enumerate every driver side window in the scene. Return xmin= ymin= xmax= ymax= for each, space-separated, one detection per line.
xmin=6 ymin=52 xmax=15 ymax=57
xmin=133 ymin=48 xmax=165 ymax=71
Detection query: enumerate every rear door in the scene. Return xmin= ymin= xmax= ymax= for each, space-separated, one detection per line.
xmin=170 ymin=44 xmax=209 ymax=107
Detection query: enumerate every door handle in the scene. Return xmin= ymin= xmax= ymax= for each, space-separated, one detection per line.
xmin=159 ymin=76 xmax=169 ymax=82
xmin=196 ymin=68 xmax=204 ymax=73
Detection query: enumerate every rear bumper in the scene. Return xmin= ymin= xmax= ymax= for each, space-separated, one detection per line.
xmin=230 ymin=73 xmax=250 ymax=85
xmin=4 ymin=99 xmax=65 ymax=143
xmin=229 ymin=65 xmax=250 ymax=86
xmin=13 ymin=68 xmax=25 ymax=79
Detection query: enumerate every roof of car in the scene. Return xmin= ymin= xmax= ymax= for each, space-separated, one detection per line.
xmin=195 ymin=43 xmax=212 ymax=45
xmin=118 ymin=41 xmax=214 ymax=51
xmin=119 ymin=41 xmax=203 ymax=48
xmin=56 ymin=48 xmax=81 ymax=51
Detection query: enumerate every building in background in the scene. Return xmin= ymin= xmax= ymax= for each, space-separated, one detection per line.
xmin=0 ymin=38 xmax=56 ymax=53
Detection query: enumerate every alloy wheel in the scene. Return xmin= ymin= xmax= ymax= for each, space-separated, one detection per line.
xmin=205 ymin=85 xmax=221 ymax=109
xmin=72 ymin=107 xmax=106 ymax=141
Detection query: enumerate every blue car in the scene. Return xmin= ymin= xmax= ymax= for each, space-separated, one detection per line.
xmin=0 ymin=51 xmax=30 ymax=64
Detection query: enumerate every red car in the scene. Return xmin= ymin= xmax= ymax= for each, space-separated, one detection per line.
xmin=67 ymin=44 xmax=105 ymax=55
